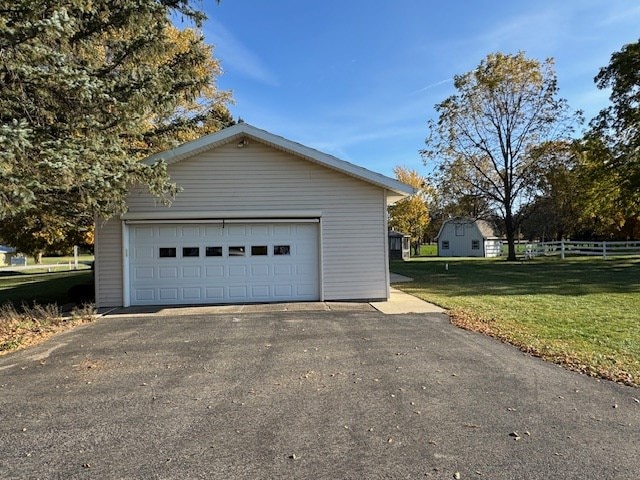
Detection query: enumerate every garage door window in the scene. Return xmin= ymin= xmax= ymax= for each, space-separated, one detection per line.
xmin=274 ymin=245 xmax=290 ymax=255
xmin=229 ymin=246 xmax=245 ymax=257
xmin=182 ymin=247 xmax=200 ymax=257
xmin=159 ymin=247 xmax=176 ymax=258
xmin=205 ymin=246 xmax=223 ymax=257
xmin=251 ymin=245 xmax=268 ymax=256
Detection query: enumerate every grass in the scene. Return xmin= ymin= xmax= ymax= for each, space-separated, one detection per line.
xmin=23 ymin=254 xmax=94 ymax=266
xmin=0 ymin=271 xmax=93 ymax=307
xmin=390 ymin=256 xmax=640 ymax=386
xmin=417 ymin=244 xmax=438 ymax=256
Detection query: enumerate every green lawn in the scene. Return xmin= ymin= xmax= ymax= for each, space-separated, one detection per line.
xmin=0 ymin=271 xmax=93 ymax=307
xmin=390 ymin=256 xmax=640 ymax=386
xmin=417 ymin=244 xmax=438 ymax=256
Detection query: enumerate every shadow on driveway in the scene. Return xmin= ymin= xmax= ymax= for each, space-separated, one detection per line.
xmin=1 ymin=310 xmax=638 ymax=479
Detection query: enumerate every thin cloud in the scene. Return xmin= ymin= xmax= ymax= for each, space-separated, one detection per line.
xmin=597 ymin=4 xmax=640 ymax=26
xmin=409 ymin=79 xmax=453 ymax=96
xmin=203 ymin=18 xmax=279 ymax=86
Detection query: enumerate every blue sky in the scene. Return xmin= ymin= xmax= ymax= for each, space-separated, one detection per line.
xmin=198 ymin=1 xmax=640 ymax=178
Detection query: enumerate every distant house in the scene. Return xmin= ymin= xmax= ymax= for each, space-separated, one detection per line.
xmin=0 ymin=245 xmax=16 ymax=265
xmin=388 ymin=231 xmax=410 ymax=261
xmin=436 ymin=218 xmax=502 ymax=257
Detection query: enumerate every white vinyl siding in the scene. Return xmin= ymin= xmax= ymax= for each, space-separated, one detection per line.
xmin=96 ymin=142 xmax=388 ymax=306
xmin=94 ymin=219 xmax=123 ymax=307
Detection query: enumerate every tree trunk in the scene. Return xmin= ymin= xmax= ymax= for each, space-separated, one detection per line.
xmin=35 ymin=251 xmax=43 ymax=264
xmin=504 ymin=213 xmax=517 ymax=261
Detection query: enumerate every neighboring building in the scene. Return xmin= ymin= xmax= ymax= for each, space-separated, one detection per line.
xmin=94 ymin=123 xmax=414 ymax=307
xmin=436 ymin=218 xmax=502 ymax=257
xmin=0 ymin=245 xmax=16 ymax=265
xmin=388 ymin=231 xmax=410 ymax=261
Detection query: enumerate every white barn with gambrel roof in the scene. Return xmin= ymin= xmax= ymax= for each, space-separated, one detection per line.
xmin=436 ymin=217 xmax=503 ymax=257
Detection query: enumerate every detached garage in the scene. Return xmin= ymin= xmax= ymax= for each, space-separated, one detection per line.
xmin=94 ymin=123 xmax=413 ymax=308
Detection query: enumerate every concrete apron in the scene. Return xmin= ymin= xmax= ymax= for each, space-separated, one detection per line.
xmin=100 ymin=273 xmax=444 ymax=317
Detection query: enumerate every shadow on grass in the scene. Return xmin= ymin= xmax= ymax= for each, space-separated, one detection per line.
xmin=0 ymin=271 xmax=24 ymax=277
xmin=391 ymin=256 xmax=640 ymax=297
xmin=0 ymin=271 xmax=94 ymax=308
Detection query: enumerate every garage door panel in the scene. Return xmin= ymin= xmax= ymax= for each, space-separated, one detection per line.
xmin=183 ymin=287 xmax=202 ymax=300
xmin=135 ymin=289 xmax=155 ymax=302
xmin=205 ymin=287 xmax=224 ymax=300
xmin=274 ymin=285 xmax=292 ymax=297
xmin=181 ymin=226 xmax=200 ymax=238
xmin=159 ymin=267 xmax=178 ymax=278
xmin=159 ymin=226 xmax=178 ymax=238
xmin=297 ymin=284 xmax=316 ymax=295
xmin=134 ymin=246 xmax=155 ymax=260
xmin=296 ymin=263 xmax=315 ymax=275
xmin=205 ymin=266 xmax=224 ymax=277
xmin=274 ymin=225 xmax=291 ymax=236
xmin=205 ymin=226 xmax=224 ymax=237
xmin=129 ymin=222 xmax=319 ymax=305
xmin=251 ymin=225 xmax=268 ymax=235
xmin=229 ymin=286 xmax=247 ymax=298
xmin=134 ymin=267 xmax=154 ymax=279
xmin=159 ymin=288 xmax=178 ymax=300
xmin=251 ymin=265 xmax=269 ymax=276
xmin=228 ymin=225 xmax=246 ymax=236
xmin=229 ymin=265 xmax=247 ymax=276
xmin=251 ymin=285 xmax=270 ymax=297
xmin=273 ymin=264 xmax=292 ymax=276
xmin=182 ymin=266 xmax=201 ymax=278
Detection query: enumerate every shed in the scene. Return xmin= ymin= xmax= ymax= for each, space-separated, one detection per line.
xmin=388 ymin=231 xmax=410 ymax=261
xmin=0 ymin=245 xmax=16 ymax=265
xmin=436 ymin=217 xmax=502 ymax=257
xmin=94 ymin=123 xmax=414 ymax=307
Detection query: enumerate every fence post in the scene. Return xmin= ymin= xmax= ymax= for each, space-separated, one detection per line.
xmin=561 ymin=240 xmax=565 ymax=260
xmin=603 ymin=241 xmax=607 ymax=260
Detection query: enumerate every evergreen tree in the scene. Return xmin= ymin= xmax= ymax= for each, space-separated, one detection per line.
xmin=0 ymin=0 xmax=232 ymax=256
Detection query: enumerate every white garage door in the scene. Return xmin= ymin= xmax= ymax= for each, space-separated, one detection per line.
xmin=128 ymin=222 xmax=319 ymax=305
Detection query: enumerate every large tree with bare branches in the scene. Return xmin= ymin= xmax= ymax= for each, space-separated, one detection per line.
xmin=421 ymin=52 xmax=578 ymax=260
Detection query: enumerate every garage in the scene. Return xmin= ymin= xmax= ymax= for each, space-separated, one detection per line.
xmin=94 ymin=123 xmax=413 ymax=308
xmin=127 ymin=221 xmax=319 ymax=305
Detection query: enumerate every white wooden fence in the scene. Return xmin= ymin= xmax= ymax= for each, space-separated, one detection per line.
xmin=525 ymin=240 xmax=640 ymax=259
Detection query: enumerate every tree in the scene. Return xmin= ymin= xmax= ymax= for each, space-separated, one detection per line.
xmin=388 ymin=166 xmax=430 ymax=255
xmin=0 ymin=0 xmax=232 ymax=221
xmin=573 ymin=135 xmax=640 ymax=239
xmin=421 ymin=52 xmax=578 ymax=260
xmin=588 ymin=38 xmax=640 ymax=225
xmin=0 ymin=0 xmax=232 ymax=257
xmin=0 ymin=209 xmax=92 ymax=263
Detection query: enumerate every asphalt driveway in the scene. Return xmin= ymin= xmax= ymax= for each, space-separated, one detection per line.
xmin=0 ymin=310 xmax=638 ymax=479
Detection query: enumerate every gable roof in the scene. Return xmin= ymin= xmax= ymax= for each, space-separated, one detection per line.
xmin=142 ymin=123 xmax=415 ymax=197
xmin=436 ymin=217 xmax=501 ymax=240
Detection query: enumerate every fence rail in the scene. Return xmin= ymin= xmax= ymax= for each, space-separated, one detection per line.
xmin=525 ymin=240 xmax=640 ymax=259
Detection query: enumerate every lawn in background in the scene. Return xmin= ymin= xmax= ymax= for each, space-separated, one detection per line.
xmin=390 ymin=256 xmax=640 ymax=386
xmin=417 ymin=244 xmax=438 ymax=256
xmin=0 ymin=271 xmax=93 ymax=308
